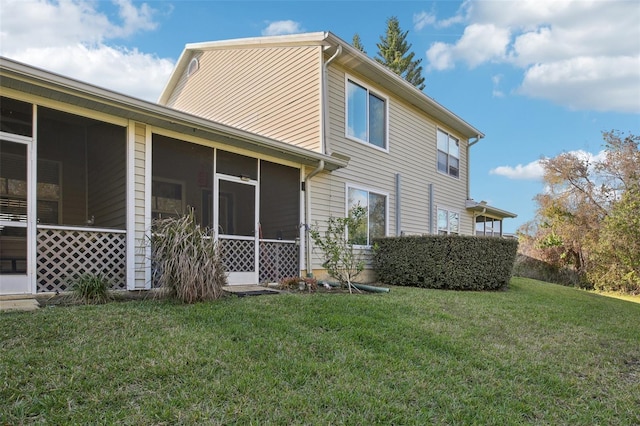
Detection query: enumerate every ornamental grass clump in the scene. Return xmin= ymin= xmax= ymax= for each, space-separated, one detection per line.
xmin=70 ymin=273 xmax=111 ymax=304
xmin=151 ymin=210 xmax=227 ymax=303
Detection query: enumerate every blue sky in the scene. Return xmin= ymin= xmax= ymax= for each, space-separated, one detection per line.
xmin=2 ymin=0 xmax=639 ymax=233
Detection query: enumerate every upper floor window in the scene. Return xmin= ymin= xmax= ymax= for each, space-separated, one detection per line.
xmin=347 ymin=186 xmax=387 ymax=246
xmin=346 ymin=79 xmax=387 ymax=150
xmin=438 ymin=208 xmax=459 ymax=235
xmin=437 ymin=129 xmax=459 ymax=178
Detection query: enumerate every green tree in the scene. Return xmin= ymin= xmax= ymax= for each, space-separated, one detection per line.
xmin=352 ymin=33 xmax=366 ymax=53
xmin=589 ymin=181 xmax=640 ymax=292
xmin=375 ymin=16 xmax=425 ymax=90
xmin=519 ymin=131 xmax=640 ymax=293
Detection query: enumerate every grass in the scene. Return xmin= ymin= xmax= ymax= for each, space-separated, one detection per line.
xmin=592 ymin=291 xmax=640 ymax=304
xmin=1 ymin=277 xmax=639 ymax=425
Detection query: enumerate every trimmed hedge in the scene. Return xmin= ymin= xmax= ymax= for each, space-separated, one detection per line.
xmin=373 ymin=235 xmax=519 ymax=291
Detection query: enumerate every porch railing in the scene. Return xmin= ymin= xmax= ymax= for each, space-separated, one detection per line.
xmin=259 ymin=239 xmax=299 ymax=284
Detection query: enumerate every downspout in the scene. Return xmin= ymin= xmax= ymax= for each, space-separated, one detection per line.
xmin=467 ymin=135 xmax=481 ymax=199
xmin=395 ymin=173 xmax=401 ymax=236
xmin=304 ymin=43 xmax=343 ymax=277
xmin=304 ymin=160 xmax=324 ymax=277
xmin=321 ymin=44 xmax=342 ymax=155
xmin=428 ymin=183 xmax=434 ymax=235
xmin=467 ymin=135 xmax=482 ymax=235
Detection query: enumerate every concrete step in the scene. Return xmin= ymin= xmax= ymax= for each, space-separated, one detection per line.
xmin=0 ymin=297 xmax=40 ymax=312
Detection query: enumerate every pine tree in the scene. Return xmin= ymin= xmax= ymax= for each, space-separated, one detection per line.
xmin=375 ymin=16 xmax=425 ymax=90
xmin=352 ymin=33 xmax=366 ymax=53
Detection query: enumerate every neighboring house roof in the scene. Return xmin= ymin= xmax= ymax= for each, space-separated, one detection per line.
xmin=465 ymin=199 xmax=517 ymax=219
xmin=0 ymin=56 xmax=348 ymax=171
xmin=159 ymin=31 xmax=484 ymax=140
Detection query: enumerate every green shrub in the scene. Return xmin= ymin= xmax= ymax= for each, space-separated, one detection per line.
xmin=309 ymin=206 xmax=366 ymax=293
xmin=70 ymin=273 xmax=110 ymax=304
xmin=373 ymin=235 xmax=518 ymax=290
xmin=151 ymin=210 xmax=227 ymax=303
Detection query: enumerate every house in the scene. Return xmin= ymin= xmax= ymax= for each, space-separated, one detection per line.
xmin=0 ymin=32 xmax=515 ymax=296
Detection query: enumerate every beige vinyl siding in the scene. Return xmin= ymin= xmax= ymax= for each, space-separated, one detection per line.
xmin=165 ymin=46 xmax=323 ymax=152
xmin=133 ymin=123 xmax=148 ymax=289
xmin=322 ymin=65 xmax=472 ymax=239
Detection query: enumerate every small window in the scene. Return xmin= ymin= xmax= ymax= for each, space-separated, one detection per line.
xmin=346 ymin=79 xmax=387 ymax=150
xmin=187 ymin=58 xmax=199 ymax=77
xmin=437 ymin=129 xmax=459 ymax=178
xmin=438 ymin=208 xmax=459 ymax=235
xmin=347 ymin=186 xmax=387 ymax=246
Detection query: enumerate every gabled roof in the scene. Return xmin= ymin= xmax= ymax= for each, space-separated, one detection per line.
xmin=159 ymin=31 xmax=484 ymax=140
xmin=0 ymin=56 xmax=348 ymax=171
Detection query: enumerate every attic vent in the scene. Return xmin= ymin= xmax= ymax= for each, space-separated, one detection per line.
xmin=187 ymin=58 xmax=199 ymax=77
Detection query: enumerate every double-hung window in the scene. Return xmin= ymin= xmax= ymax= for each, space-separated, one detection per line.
xmin=438 ymin=208 xmax=460 ymax=235
xmin=347 ymin=186 xmax=387 ymax=246
xmin=346 ymin=79 xmax=387 ymax=149
xmin=437 ymin=129 xmax=460 ymax=178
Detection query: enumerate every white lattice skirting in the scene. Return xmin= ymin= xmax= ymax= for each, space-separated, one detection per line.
xmin=36 ymin=228 xmax=126 ymax=293
xmin=218 ymin=238 xmax=298 ymax=284
xmin=219 ymin=238 xmax=255 ymax=272
xmin=259 ymin=240 xmax=298 ymax=284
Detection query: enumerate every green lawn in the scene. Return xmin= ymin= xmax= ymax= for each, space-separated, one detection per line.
xmin=2 ymin=278 xmax=639 ymax=425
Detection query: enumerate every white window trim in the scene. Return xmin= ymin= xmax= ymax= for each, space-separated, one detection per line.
xmin=436 ymin=128 xmax=460 ymax=179
xmin=344 ymin=75 xmax=389 ymax=153
xmin=346 ymin=183 xmax=389 ymax=248
xmin=437 ymin=206 xmax=461 ymax=235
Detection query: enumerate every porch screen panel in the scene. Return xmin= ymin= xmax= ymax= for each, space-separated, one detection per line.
xmin=0 ymin=96 xmax=32 ymax=137
xmin=0 ymin=141 xmax=28 ymax=274
xmin=218 ymin=180 xmax=255 ymax=237
xmin=87 ymin=123 xmax=126 ymax=228
xmin=217 ymin=150 xmax=257 ymax=180
xmin=259 ymin=161 xmax=300 ymax=240
xmin=152 ymin=134 xmax=213 ymax=226
xmin=37 ymin=107 xmax=126 ymax=229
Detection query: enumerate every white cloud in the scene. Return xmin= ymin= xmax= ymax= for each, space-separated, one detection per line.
xmin=490 ymin=160 xmax=544 ymax=180
xmin=424 ymin=0 xmax=640 ymax=113
xmin=490 ymin=149 xmax=607 ymax=180
xmin=427 ymin=24 xmax=509 ymax=71
xmin=112 ymin=0 xmax=158 ymax=36
xmin=426 ymin=42 xmax=455 ymax=71
xmin=519 ymin=56 xmax=640 ymax=113
xmin=413 ymin=11 xmax=436 ymax=31
xmin=0 ymin=0 xmax=173 ymax=102
xmin=261 ymin=20 xmax=304 ymax=36
xmin=492 ymin=74 xmax=504 ymax=98
xmin=9 ymin=44 xmax=175 ymax=102
xmin=453 ymin=24 xmax=510 ymax=68
xmin=414 ymin=3 xmax=467 ymax=30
